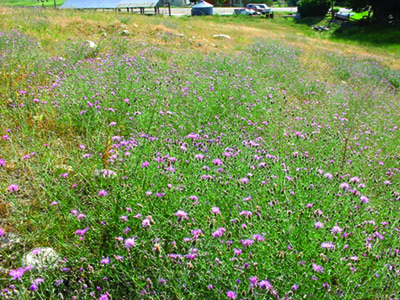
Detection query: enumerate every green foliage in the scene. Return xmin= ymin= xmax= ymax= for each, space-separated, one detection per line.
xmin=341 ymin=0 xmax=400 ymax=23
xmin=0 ymin=0 xmax=64 ymax=7
xmin=286 ymin=0 xmax=299 ymax=6
xmin=298 ymin=0 xmax=330 ymax=17
xmin=1 ymin=7 xmax=400 ymax=300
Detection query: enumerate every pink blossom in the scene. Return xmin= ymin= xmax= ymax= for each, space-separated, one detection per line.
xmin=321 ymin=242 xmax=335 ymax=250
xmin=142 ymin=218 xmax=151 ymax=228
xmin=212 ymin=227 xmax=226 ymax=238
xmin=98 ymin=190 xmax=108 ymax=197
xmin=240 ymin=177 xmax=249 ymax=184
xmin=75 ymin=227 xmax=89 ymax=236
xmin=211 ymin=207 xmax=221 ymax=214
xmin=100 ymin=257 xmax=110 ymax=265
xmin=125 ymin=237 xmax=136 ymax=249
xmin=331 ymin=225 xmax=343 ymax=234
xmin=175 ymin=210 xmax=188 ymax=220
xmin=9 ymin=267 xmax=29 ymax=280
xmin=7 ymin=184 xmax=19 ymax=192
xmin=360 ymin=195 xmax=369 ymax=204
xmin=312 ymin=263 xmax=324 ymax=273
xmin=315 ymin=222 xmax=324 ymax=229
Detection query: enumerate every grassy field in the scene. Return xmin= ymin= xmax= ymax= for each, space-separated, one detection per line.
xmin=1 ymin=6 xmax=400 ymax=299
xmin=0 ymin=0 xmax=64 ymax=7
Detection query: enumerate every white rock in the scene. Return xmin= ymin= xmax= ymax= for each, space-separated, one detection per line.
xmin=121 ymin=30 xmax=130 ymax=36
xmin=22 ymin=247 xmax=62 ymax=269
xmin=213 ymin=34 xmax=230 ymax=40
xmin=86 ymin=40 xmax=97 ymax=49
xmin=176 ymin=33 xmax=185 ymax=37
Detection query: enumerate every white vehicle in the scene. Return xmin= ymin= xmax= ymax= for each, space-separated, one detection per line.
xmin=257 ymin=4 xmax=271 ymax=13
xmin=234 ymin=8 xmax=260 ymax=15
xmin=246 ymin=3 xmax=269 ymax=14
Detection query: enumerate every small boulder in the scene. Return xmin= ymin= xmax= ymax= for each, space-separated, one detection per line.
xmin=86 ymin=40 xmax=97 ymax=50
xmin=213 ymin=34 xmax=230 ymax=40
xmin=22 ymin=247 xmax=62 ymax=269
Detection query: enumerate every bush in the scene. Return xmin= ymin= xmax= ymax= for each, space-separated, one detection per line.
xmin=298 ymin=0 xmax=330 ymax=17
xmin=286 ymin=0 xmax=299 ymax=6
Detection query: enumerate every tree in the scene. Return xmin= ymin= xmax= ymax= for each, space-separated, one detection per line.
xmin=298 ymin=0 xmax=330 ymax=17
xmin=342 ymin=0 xmax=400 ymax=23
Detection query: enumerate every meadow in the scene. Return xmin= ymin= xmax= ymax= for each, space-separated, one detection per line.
xmin=0 ymin=6 xmax=400 ymax=299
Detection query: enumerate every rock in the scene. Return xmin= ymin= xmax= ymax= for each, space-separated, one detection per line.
xmin=86 ymin=40 xmax=97 ymax=50
xmin=176 ymin=33 xmax=185 ymax=37
xmin=22 ymin=247 xmax=62 ymax=269
xmin=213 ymin=34 xmax=230 ymax=40
xmin=121 ymin=30 xmax=130 ymax=36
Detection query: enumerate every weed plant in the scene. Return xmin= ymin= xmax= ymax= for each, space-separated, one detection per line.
xmin=0 ymin=7 xmax=400 ymax=300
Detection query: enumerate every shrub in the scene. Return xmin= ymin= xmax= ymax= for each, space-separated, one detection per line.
xmin=298 ymin=0 xmax=330 ymax=17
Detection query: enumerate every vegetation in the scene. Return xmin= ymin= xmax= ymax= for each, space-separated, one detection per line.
xmin=341 ymin=0 xmax=400 ymax=23
xmin=0 ymin=0 xmax=65 ymax=7
xmin=0 ymin=6 xmax=399 ymax=300
xmin=298 ymin=0 xmax=330 ymax=17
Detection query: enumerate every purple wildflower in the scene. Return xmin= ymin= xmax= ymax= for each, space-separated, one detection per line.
xmin=312 ymin=264 xmax=324 ymax=273
xmin=100 ymin=257 xmax=110 ymax=265
xmin=125 ymin=237 xmax=136 ymax=249
xmin=321 ymin=242 xmax=335 ymax=250
xmin=7 ymin=184 xmax=19 ymax=192
xmin=98 ymin=190 xmax=108 ymax=197
xmin=315 ymin=221 xmax=324 ymax=229
xmin=75 ymin=227 xmax=89 ymax=236
xmin=9 ymin=268 xmax=26 ymax=280
xmin=259 ymin=280 xmax=273 ymax=290
xmin=240 ymin=177 xmax=249 ymax=184
xmin=212 ymin=227 xmax=226 ymax=238
xmin=233 ymin=248 xmax=242 ymax=256
xmin=249 ymin=276 xmax=258 ymax=287
xmin=331 ymin=225 xmax=343 ymax=234
xmin=175 ymin=210 xmax=188 ymax=220
xmin=211 ymin=207 xmax=221 ymax=215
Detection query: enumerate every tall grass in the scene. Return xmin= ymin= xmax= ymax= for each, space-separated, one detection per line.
xmin=1 ymin=7 xmax=399 ymax=299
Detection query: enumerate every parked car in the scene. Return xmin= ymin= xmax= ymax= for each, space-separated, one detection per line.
xmin=257 ymin=3 xmax=271 ymax=13
xmin=234 ymin=8 xmax=260 ymax=15
xmin=246 ymin=3 xmax=270 ymax=14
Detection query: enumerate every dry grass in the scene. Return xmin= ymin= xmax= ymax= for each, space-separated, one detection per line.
xmin=1 ymin=6 xmax=398 ymax=70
